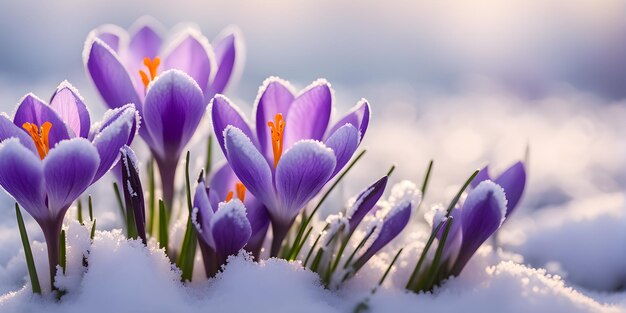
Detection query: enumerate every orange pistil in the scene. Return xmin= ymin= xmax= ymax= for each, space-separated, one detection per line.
xmin=139 ymin=57 xmax=161 ymax=90
xmin=22 ymin=121 xmax=52 ymax=160
xmin=225 ymin=182 xmax=247 ymax=203
xmin=267 ymin=113 xmax=285 ymax=168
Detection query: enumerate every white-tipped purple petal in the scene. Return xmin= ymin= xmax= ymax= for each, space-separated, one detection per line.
xmin=495 ymin=162 xmax=526 ymax=217
xmin=193 ymin=180 xmax=216 ymax=248
xmin=211 ymin=200 xmax=251 ymax=264
xmin=50 ymin=81 xmax=91 ymax=138
xmin=223 ymin=126 xmax=275 ymax=211
xmin=283 ymin=81 xmax=332 ymax=148
xmin=143 ymin=69 xmax=206 ymax=159
xmin=13 ymin=94 xmax=71 ymax=148
xmin=95 ymin=104 xmax=139 ymax=146
xmin=274 ymin=140 xmax=336 ymax=224
xmin=91 ymin=106 xmax=136 ymax=182
xmin=0 ymin=113 xmax=38 ymax=155
xmin=324 ymin=124 xmax=360 ymax=178
xmin=0 ymin=139 xmax=47 ymax=221
xmin=120 ymin=145 xmax=146 ymax=243
xmin=208 ymin=30 xmax=240 ymax=97
xmin=353 ymin=201 xmax=412 ymax=269
xmin=84 ymin=38 xmax=142 ymax=114
xmin=43 ymin=138 xmax=99 ymax=219
xmin=163 ymin=29 xmax=214 ymax=95
xmin=211 ymin=95 xmax=257 ymax=157
xmin=453 ymin=180 xmax=507 ymax=274
xmin=346 ymin=176 xmax=388 ymax=232
xmin=254 ymin=78 xmax=295 ymax=160
xmin=328 ymin=99 xmax=370 ymax=140
xmin=94 ymin=24 xmax=127 ymax=53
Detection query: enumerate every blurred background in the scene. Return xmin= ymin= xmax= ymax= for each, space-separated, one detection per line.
xmin=0 ymin=0 xmax=625 ymax=291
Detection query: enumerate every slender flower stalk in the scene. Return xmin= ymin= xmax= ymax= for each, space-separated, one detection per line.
xmin=0 ymin=82 xmax=137 ymax=292
xmin=84 ymin=17 xmax=242 ymax=212
xmin=211 ymin=77 xmax=370 ymax=257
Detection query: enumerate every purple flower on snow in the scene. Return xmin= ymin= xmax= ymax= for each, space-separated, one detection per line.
xmin=0 ymin=82 xmax=137 ymax=290
xmin=84 ymin=18 xmax=242 ymax=210
xmin=211 ymin=77 xmax=370 ymax=256
xmin=471 ymin=161 xmax=526 ymax=218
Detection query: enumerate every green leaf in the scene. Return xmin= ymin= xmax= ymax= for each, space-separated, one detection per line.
xmin=148 ymin=158 xmax=156 ymax=237
xmin=405 ymin=220 xmax=444 ymax=290
xmin=422 ymin=217 xmax=453 ymax=291
xmin=59 ymin=230 xmax=66 ymax=275
xmin=90 ymin=219 xmax=97 ymax=240
xmin=77 ymin=198 xmax=83 ymax=225
xmin=303 ymin=232 xmax=323 ymax=267
xmin=88 ymin=195 xmax=94 ymax=222
xmin=445 ymin=169 xmax=479 ymax=217
xmin=288 ymin=149 xmax=367 ymax=259
xmin=159 ymin=199 xmax=169 ymax=252
xmin=15 ymin=204 xmax=41 ymax=294
xmin=205 ymin=134 xmax=213 ymax=179
xmin=112 ymin=182 xmax=126 ymax=225
xmin=177 ymin=151 xmax=198 ymax=282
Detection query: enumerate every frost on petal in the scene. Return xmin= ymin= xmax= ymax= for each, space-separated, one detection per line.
xmin=211 ymin=199 xmax=251 ymax=264
xmin=346 ymin=176 xmax=388 ymax=232
xmin=50 ymin=81 xmax=91 ymax=138
xmin=324 ymin=124 xmax=360 ymax=178
xmin=327 ymin=99 xmax=370 ymax=141
xmin=91 ymin=107 xmax=136 ymax=182
xmin=211 ymin=95 xmax=257 ymax=157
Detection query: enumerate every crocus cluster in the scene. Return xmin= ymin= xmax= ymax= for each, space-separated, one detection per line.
xmin=211 ymin=77 xmax=370 ymax=256
xmin=84 ymin=18 xmax=242 ymax=211
xmin=405 ymin=162 xmax=527 ymax=292
xmin=0 ymin=82 xmax=137 ymax=290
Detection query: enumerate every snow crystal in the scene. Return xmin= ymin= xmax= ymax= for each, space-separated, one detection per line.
xmin=465 ymin=180 xmax=508 ymax=226
xmin=212 ymin=199 xmax=248 ymax=229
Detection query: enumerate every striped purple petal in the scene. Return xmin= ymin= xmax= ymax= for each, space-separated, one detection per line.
xmin=49 ymin=81 xmax=91 ymax=138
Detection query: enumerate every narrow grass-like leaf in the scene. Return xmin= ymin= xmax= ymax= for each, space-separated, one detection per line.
xmin=445 ymin=170 xmax=479 ymax=217
xmin=421 ymin=217 xmax=453 ymax=291
xmin=386 ymin=164 xmax=396 ymax=176
xmin=15 ymin=204 xmax=40 ymax=294
xmin=309 ymin=248 xmax=325 ymax=273
xmin=405 ymin=221 xmax=444 ymax=290
xmin=77 ymin=198 xmax=83 ymax=225
xmin=288 ymin=149 xmax=367 ymax=258
xmin=90 ymin=219 xmax=97 ymax=240
xmin=378 ymin=248 xmax=403 ymax=287
xmin=343 ymin=225 xmax=377 ymax=270
xmin=177 ymin=151 xmax=198 ymax=281
xmin=148 ymin=158 xmax=156 ymax=237
xmin=113 ymin=182 xmax=125 ymax=223
xmin=205 ymin=134 xmax=213 ymax=179
xmin=304 ymin=233 xmax=323 ymax=267
xmin=292 ymin=226 xmax=313 ymax=260
xmin=88 ymin=195 xmax=93 ymax=222
xmin=159 ymin=199 xmax=168 ymax=252
xmin=59 ymin=230 xmax=66 ymax=275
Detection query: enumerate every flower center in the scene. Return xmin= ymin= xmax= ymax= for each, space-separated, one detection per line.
xmin=267 ymin=113 xmax=285 ymax=168
xmin=226 ymin=182 xmax=247 ymax=202
xmin=138 ymin=57 xmax=161 ymax=91
xmin=22 ymin=122 xmax=52 ymax=160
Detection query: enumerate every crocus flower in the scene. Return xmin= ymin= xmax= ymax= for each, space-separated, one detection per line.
xmin=345 ymin=175 xmax=388 ymax=234
xmin=192 ymin=181 xmax=251 ymax=275
xmin=84 ymin=18 xmax=241 ymax=210
xmin=471 ymin=161 xmax=526 ymax=218
xmin=211 ymin=77 xmax=370 ymax=256
xmin=120 ymin=145 xmax=146 ymax=244
xmin=0 ymin=82 xmax=137 ymax=290
xmin=350 ymin=181 xmax=421 ymax=272
xmin=450 ymin=180 xmax=507 ymax=275
xmin=209 ymin=163 xmax=270 ymax=258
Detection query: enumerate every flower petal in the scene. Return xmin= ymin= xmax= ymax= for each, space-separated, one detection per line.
xmin=163 ymin=29 xmax=215 ymax=96
xmin=84 ymin=38 xmax=143 ymax=116
xmin=0 ymin=113 xmax=38 ymax=155
xmin=327 ymin=99 xmax=370 ymax=140
xmin=143 ymin=69 xmax=206 ymax=160
xmin=43 ymin=138 xmax=99 ymax=219
xmin=209 ymin=162 xmax=237 ymax=200
xmin=50 ymin=81 xmax=91 ymax=138
xmin=211 ymin=95 xmax=257 ymax=157
xmin=346 ymin=176 xmax=388 ymax=232
xmin=13 ymin=93 xmax=71 ymax=148
xmin=224 ymin=126 xmax=275 ymax=210
xmin=95 ymin=104 xmax=139 ymax=146
xmin=0 ymin=139 xmax=47 ymax=221
xmin=324 ymin=124 xmax=359 ymax=178
xmin=274 ymin=140 xmax=336 ymax=224
xmin=470 ymin=166 xmax=491 ymax=188
xmin=208 ymin=28 xmax=242 ymax=97
xmin=453 ymin=180 xmax=506 ymax=274
xmin=193 ymin=180 xmax=215 ymax=247
xmin=495 ymin=162 xmax=526 ymax=217
xmin=211 ymin=199 xmax=251 ymax=263
xmin=91 ymin=106 xmax=137 ymax=183
xmin=354 ymin=201 xmax=412 ymax=269
xmin=254 ymin=78 xmax=295 ymax=161
xmin=93 ymin=24 xmax=128 ymax=53
xmin=283 ymin=80 xmax=332 ymax=148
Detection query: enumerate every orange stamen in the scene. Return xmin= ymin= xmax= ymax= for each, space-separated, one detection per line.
xmin=235 ymin=182 xmax=246 ymax=202
xmin=138 ymin=57 xmax=161 ymax=91
xmin=267 ymin=113 xmax=285 ymax=168
xmin=22 ymin=121 xmax=52 ymax=160
xmin=225 ymin=191 xmax=234 ymax=202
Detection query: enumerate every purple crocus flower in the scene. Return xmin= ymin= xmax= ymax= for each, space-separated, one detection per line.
xmin=211 ymin=77 xmax=370 ymax=256
xmin=451 ymin=180 xmax=507 ymax=275
xmin=345 ymin=175 xmax=388 ymax=233
xmin=192 ymin=184 xmax=251 ymax=275
xmin=84 ymin=18 xmax=241 ymax=210
xmin=120 ymin=145 xmax=147 ymax=244
xmin=209 ymin=163 xmax=270 ymax=258
xmin=0 ymin=82 xmax=137 ymax=290
xmin=471 ymin=161 xmax=526 ymax=218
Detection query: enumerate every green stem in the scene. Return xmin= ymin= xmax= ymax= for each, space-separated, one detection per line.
xmin=405 ymin=221 xmax=444 ymax=290
xmin=148 ymin=158 xmax=156 ymax=237
xmin=15 ymin=204 xmax=41 ymax=294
